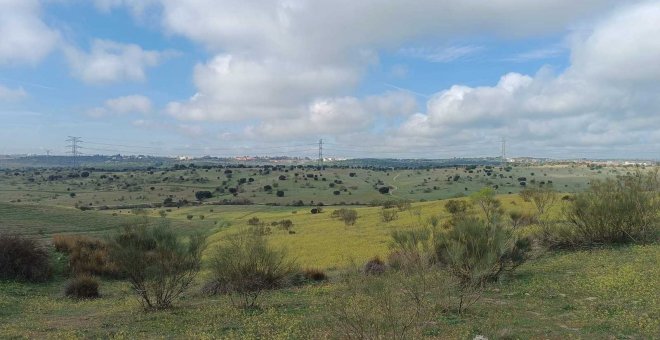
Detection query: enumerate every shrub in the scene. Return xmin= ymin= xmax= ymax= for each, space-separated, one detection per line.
xmin=519 ymin=187 xmax=557 ymax=217
xmin=508 ymin=211 xmax=538 ymax=229
xmin=301 ymin=268 xmax=327 ymax=282
xmin=209 ymin=231 xmax=296 ymax=308
xmin=195 ymin=190 xmax=213 ymax=201
xmin=0 ymin=234 xmax=52 ymax=282
xmin=247 ymin=217 xmax=261 ymax=226
xmin=276 ymin=190 xmax=285 ymax=197
xmin=278 ymin=219 xmax=294 ymax=231
xmin=388 ymin=227 xmax=435 ymax=271
xmin=330 ymin=270 xmax=447 ymax=339
xmin=378 ymin=186 xmax=390 ymax=194
xmin=331 ymin=208 xmax=358 ymax=226
xmin=53 ymin=234 xmax=119 ymax=277
xmin=470 ymin=188 xmax=504 ymax=224
xmin=434 ymin=217 xmax=531 ymax=313
xmin=427 ymin=215 xmax=440 ymax=228
xmin=64 ymin=275 xmax=100 ymax=299
xmin=109 ymin=223 xmax=206 ymax=310
xmin=444 ymin=199 xmax=471 ymax=216
xmin=549 ymin=172 xmax=659 ymax=248
xmin=290 ymin=268 xmax=328 ymax=285
xmin=364 ymin=256 xmax=386 ymax=275
xmin=248 ymin=225 xmax=272 ymax=236
xmin=380 ymin=208 xmax=398 ymax=222
xmin=392 ymin=201 xmax=409 ymax=212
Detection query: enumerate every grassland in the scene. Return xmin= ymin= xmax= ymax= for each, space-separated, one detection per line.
xmin=1 ymin=163 xmax=658 ymax=338
xmin=0 ymin=163 xmax=623 ymax=208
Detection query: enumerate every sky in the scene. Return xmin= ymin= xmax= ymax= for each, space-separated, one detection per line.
xmin=1 ymin=0 xmax=659 ymax=160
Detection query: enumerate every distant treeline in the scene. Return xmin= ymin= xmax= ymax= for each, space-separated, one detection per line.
xmin=2 ymin=155 xmax=504 ymax=171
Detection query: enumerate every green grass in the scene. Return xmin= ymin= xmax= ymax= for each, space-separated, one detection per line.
xmin=0 ymin=164 xmax=658 ymax=338
xmin=0 ymin=244 xmax=657 ymax=338
xmin=0 ymin=202 xmax=217 ymax=239
xmin=0 ymin=164 xmax=628 ymax=208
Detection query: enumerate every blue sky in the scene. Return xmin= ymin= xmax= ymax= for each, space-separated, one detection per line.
xmin=1 ymin=0 xmax=659 ymax=159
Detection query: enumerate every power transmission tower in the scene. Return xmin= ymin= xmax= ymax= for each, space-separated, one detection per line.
xmin=66 ymin=136 xmax=82 ymax=168
xmin=501 ymin=137 xmax=506 ymax=168
xmin=317 ymin=139 xmax=323 ymax=169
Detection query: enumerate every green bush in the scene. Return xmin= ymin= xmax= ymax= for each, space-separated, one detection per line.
xmin=444 ymin=199 xmax=471 ymax=216
xmin=109 ymin=223 xmax=206 ymax=310
xmin=209 ymin=231 xmax=297 ymax=308
xmin=0 ymin=234 xmax=52 ymax=282
xmin=331 ymin=208 xmax=358 ymax=226
xmin=434 ymin=217 xmax=531 ymax=313
xmin=549 ymin=172 xmax=659 ymax=248
xmin=388 ymin=227 xmax=435 ymax=272
xmin=64 ymin=275 xmax=100 ymax=299
xmin=380 ymin=208 xmax=398 ymax=222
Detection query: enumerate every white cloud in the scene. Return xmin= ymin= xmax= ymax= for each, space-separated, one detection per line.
xmin=141 ymin=0 xmax=634 ymax=135
xmin=100 ymin=0 xmax=657 ymax=156
xmin=87 ymin=95 xmax=152 ymax=117
xmin=64 ymin=39 xmax=173 ymax=84
xmin=166 ymin=54 xmax=361 ymax=121
xmin=244 ymin=96 xmax=372 ymax=139
xmin=144 ymin=0 xmax=630 ymax=60
xmin=244 ymin=92 xmax=417 ymax=140
xmin=0 ymin=0 xmax=59 ymax=65
xmin=396 ymin=1 xmax=660 ymax=155
xmin=0 ymin=84 xmax=27 ymax=101
xmin=364 ymin=91 xmax=418 ymax=117
xmin=569 ymin=2 xmax=660 ymax=84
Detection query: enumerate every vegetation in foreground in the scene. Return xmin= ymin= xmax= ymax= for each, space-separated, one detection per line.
xmin=0 ymin=170 xmax=658 ymax=338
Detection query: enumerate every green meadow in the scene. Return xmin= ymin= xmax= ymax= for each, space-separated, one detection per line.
xmin=1 ymin=164 xmax=658 ymax=338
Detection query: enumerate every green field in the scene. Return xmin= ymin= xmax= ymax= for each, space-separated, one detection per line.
xmin=1 ymin=164 xmax=658 ymax=338
xmin=0 ymin=163 xmax=625 ymax=209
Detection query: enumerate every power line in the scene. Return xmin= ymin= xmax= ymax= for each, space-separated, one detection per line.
xmin=318 ymin=139 xmax=323 ymax=168
xmin=65 ymin=136 xmax=82 ymax=168
xmin=501 ymin=137 xmax=506 ymax=168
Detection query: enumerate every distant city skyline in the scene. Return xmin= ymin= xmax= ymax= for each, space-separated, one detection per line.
xmin=1 ymin=1 xmax=659 ymax=160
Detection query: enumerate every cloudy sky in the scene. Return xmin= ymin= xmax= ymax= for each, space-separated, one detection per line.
xmin=1 ymin=0 xmax=659 ymax=159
